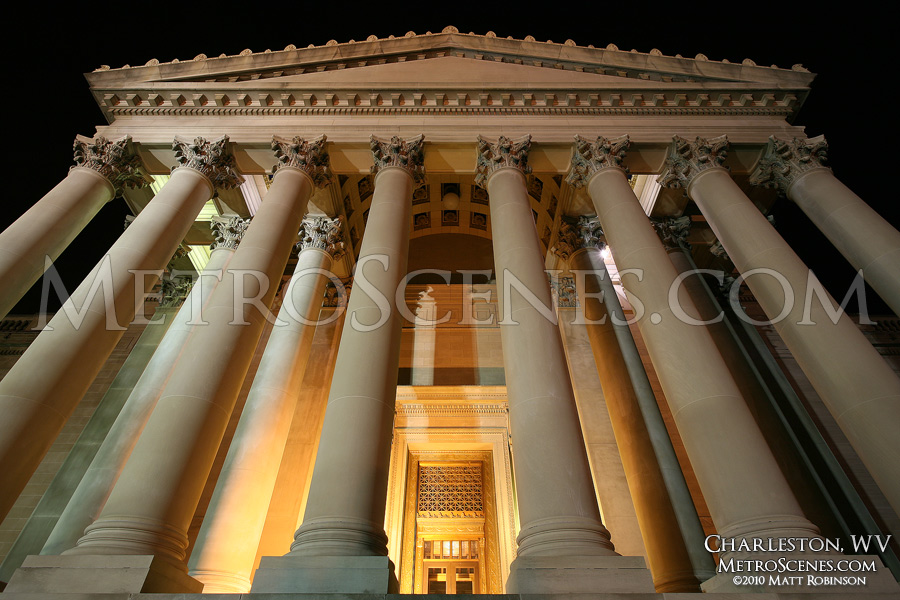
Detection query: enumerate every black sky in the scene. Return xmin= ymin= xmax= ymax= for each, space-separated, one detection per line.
xmin=2 ymin=6 xmax=896 ymax=314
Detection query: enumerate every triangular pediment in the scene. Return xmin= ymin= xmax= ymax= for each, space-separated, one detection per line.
xmin=87 ymin=29 xmax=814 ymax=88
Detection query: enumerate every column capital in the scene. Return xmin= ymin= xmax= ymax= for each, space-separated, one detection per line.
xmin=474 ymin=134 xmax=532 ymax=187
xmin=297 ymin=215 xmax=346 ymax=260
xmin=172 ymin=135 xmax=243 ymax=191
xmin=272 ymin=135 xmax=331 ymax=187
xmin=651 ymin=216 xmax=692 ymax=251
xmin=566 ymin=135 xmax=630 ymax=188
xmin=159 ymin=274 xmax=194 ymax=308
xmin=749 ymin=135 xmax=830 ymax=193
xmin=551 ymin=216 xmax=606 ymax=261
xmin=210 ymin=216 xmax=251 ymax=251
xmin=370 ymin=134 xmax=425 ymax=184
xmin=657 ymin=135 xmax=729 ymax=189
xmin=72 ymin=134 xmax=151 ymax=195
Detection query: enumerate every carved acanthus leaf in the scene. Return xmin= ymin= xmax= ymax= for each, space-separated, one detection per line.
xmin=159 ymin=275 xmax=194 ymax=308
xmin=551 ymin=221 xmax=579 ymax=260
xmin=272 ymin=135 xmax=331 ymax=187
xmin=370 ymin=134 xmax=426 ymax=184
xmin=211 ymin=216 xmax=251 ymax=250
xmin=657 ymin=135 xmax=729 ymax=188
xmin=576 ymin=216 xmax=606 ymax=250
xmin=297 ymin=216 xmax=346 ymax=260
xmin=651 ymin=216 xmax=692 ymax=250
xmin=72 ymin=134 xmax=151 ymax=195
xmin=566 ymin=135 xmax=631 ymax=188
xmin=749 ymin=135 xmax=830 ymax=192
xmin=172 ymin=135 xmax=243 ymax=190
xmin=474 ymin=135 xmax=532 ymax=188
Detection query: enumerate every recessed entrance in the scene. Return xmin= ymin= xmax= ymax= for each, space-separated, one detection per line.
xmin=399 ymin=454 xmax=503 ymax=594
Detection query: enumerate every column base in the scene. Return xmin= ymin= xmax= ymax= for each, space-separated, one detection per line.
xmin=506 ymin=555 xmax=655 ymax=594
xmin=250 ymin=555 xmax=398 ymax=593
xmin=701 ymin=555 xmax=900 ymax=594
xmin=3 ymin=554 xmax=203 ymax=594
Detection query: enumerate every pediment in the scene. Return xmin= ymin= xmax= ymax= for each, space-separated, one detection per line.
xmin=87 ymin=29 xmax=814 ymax=89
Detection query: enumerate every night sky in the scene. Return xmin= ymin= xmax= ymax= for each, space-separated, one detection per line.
xmin=2 ymin=7 xmax=896 ymax=314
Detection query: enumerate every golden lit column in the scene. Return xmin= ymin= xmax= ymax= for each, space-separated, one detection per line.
xmin=189 ymin=216 xmax=345 ymax=593
xmin=659 ymin=135 xmax=900 ymax=518
xmin=477 ymin=136 xmax=654 ymax=595
xmin=569 ymin=136 xmax=822 ymax=563
xmin=556 ymin=217 xmax=715 ymax=593
xmin=252 ymin=135 xmax=424 ymax=595
xmin=62 ymin=136 xmax=327 ymax=593
xmin=0 ymin=136 xmax=239 ymax=524
xmin=0 ymin=135 xmax=151 ymax=320
xmin=751 ymin=135 xmax=900 ymax=316
xmin=40 ymin=218 xmax=247 ymax=556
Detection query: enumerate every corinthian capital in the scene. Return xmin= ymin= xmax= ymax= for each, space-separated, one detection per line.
xmin=211 ymin=216 xmax=251 ymax=250
xmin=566 ymin=135 xmax=630 ymax=188
xmin=651 ymin=216 xmax=692 ymax=250
xmin=576 ymin=216 xmax=606 ymax=251
xmin=297 ymin=216 xmax=346 ymax=260
xmin=657 ymin=135 xmax=729 ymax=189
xmin=370 ymin=134 xmax=426 ymax=184
xmin=272 ymin=135 xmax=331 ymax=187
xmin=749 ymin=135 xmax=830 ymax=193
xmin=172 ymin=135 xmax=243 ymax=190
xmin=72 ymin=134 xmax=151 ymax=195
xmin=474 ymin=135 xmax=532 ymax=188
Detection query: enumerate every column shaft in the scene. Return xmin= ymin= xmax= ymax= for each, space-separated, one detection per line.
xmin=67 ymin=166 xmax=313 ymax=575
xmin=290 ymin=167 xmax=412 ymax=557
xmin=571 ymin=246 xmax=714 ymax=592
xmin=0 ymin=168 xmax=115 ymax=319
xmin=189 ymin=245 xmax=335 ymax=593
xmin=789 ymin=169 xmax=900 ymax=316
xmin=687 ymin=166 xmax=900 ymax=517
xmin=489 ymin=168 xmax=615 ymax=557
xmin=586 ymin=166 xmax=820 ymax=544
xmin=0 ymin=166 xmax=213 ymax=522
xmin=41 ymin=247 xmax=234 ymax=555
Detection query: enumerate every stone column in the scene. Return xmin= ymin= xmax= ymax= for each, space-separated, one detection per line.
xmin=49 ymin=136 xmax=327 ymax=595
xmin=40 ymin=219 xmax=246 ymax=556
xmin=189 ymin=216 xmax=345 ymax=593
xmin=751 ymin=135 xmax=900 ymax=316
xmin=477 ymin=136 xmax=653 ymax=595
xmin=251 ymin=135 xmax=424 ymax=595
xmin=659 ymin=135 xmax=900 ymax=518
xmin=556 ymin=217 xmax=714 ymax=592
xmin=570 ymin=135 xmax=822 ymax=565
xmin=0 ymin=135 xmax=151 ymax=320
xmin=0 ymin=136 xmax=240 ymax=524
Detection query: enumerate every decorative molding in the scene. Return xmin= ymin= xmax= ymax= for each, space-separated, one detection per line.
xmin=271 ymin=134 xmax=331 ymax=187
xmin=72 ymin=134 xmax=151 ymax=195
xmin=172 ymin=135 xmax=243 ymax=190
xmin=657 ymin=134 xmax=729 ymax=188
xmin=566 ymin=134 xmax=630 ymax=188
xmin=749 ymin=135 xmax=830 ymax=193
xmin=396 ymin=403 xmax=508 ymax=418
xmin=370 ymin=134 xmax=426 ymax=184
xmin=297 ymin=215 xmax=346 ymax=260
xmin=651 ymin=215 xmax=692 ymax=250
xmin=474 ymin=135 xmax=532 ymax=188
xmin=210 ymin=216 xmax=251 ymax=250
